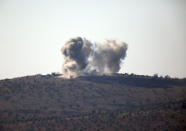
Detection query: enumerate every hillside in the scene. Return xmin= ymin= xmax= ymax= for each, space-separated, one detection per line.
xmin=0 ymin=73 xmax=186 ymax=131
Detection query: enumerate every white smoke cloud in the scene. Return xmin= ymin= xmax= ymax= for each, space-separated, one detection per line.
xmin=61 ymin=37 xmax=128 ymax=78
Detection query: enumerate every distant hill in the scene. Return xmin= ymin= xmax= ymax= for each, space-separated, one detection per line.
xmin=0 ymin=73 xmax=186 ymax=131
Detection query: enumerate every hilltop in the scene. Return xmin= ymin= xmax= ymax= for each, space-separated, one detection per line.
xmin=0 ymin=73 xmax=186 ymax=131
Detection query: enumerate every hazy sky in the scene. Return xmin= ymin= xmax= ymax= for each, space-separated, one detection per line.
xmin=0 ymin=0 xmax=186 ymax=79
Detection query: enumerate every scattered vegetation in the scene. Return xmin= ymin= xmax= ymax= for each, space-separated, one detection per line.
xmin=0 ymin=73 xmax=185 ymax=130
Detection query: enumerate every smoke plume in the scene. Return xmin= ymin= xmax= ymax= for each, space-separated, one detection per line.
xmin=61 ymin=37 xmax=128 ymax=78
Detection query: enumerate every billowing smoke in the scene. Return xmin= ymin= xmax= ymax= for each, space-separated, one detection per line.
xmin=61 ymin=37 xmax=128 ymax=78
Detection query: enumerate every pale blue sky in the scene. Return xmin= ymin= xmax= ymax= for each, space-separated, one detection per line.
xmin=0 ymin=0 xmax=186 ymax=79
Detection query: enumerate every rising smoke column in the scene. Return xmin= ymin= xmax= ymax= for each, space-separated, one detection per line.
xmin=89 ymin=40 xmax=128 ymax=74
xmin=61 ymin=37 xmax=128 ymax=78
xmin=61 ymin=37 xmax=92 ymax=78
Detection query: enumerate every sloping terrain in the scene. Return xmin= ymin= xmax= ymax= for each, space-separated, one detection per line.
xmin=0 ymin=73 xmax=186 ymax=130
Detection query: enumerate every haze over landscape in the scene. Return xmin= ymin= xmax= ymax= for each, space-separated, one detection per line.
xmin=0 ymin=1 xmax=186 ymax=130
xmin=0 ymin=0 xmax=186 ymax=79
